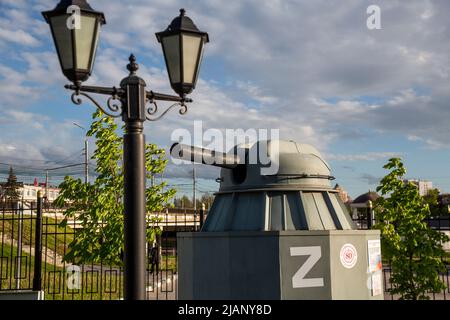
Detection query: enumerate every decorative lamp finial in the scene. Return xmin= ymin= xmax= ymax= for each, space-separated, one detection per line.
xmin=127 ymin=54 xmax=139 ymax=74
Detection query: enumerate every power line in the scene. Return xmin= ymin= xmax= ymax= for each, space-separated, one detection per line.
xmin=46 ymin=163 xmax=84 ymax=171
xmin=0 ymin=149 xmax=84 ymax=165
xmin=0 ymin=162 xmax=49 ymax=171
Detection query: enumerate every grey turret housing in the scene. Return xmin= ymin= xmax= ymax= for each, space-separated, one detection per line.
xmin=171 ymin=139 xmax=355 ymax=231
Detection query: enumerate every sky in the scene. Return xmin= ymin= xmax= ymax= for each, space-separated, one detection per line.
xmin=1 ymin=0 xmax=450 ymax=199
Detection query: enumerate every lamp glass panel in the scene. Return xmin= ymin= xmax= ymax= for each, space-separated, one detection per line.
xmin=74 ymin=15 xmax=97 ymax=70
xmin=193 ymin=39 xmax=205 ymax=85
xmin=181 ymin=34 xmax=201 ymax=84
xmin=162 ymin=35 xmax=180 ymax=84
xmin=90 ymin=21 xmax=100 ymax=71
xmin=50 ymin=15 xmax=73 ymax=70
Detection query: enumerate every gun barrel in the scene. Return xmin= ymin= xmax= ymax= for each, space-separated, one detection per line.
xmin=170 ymin=143 xmax=241 ymax=169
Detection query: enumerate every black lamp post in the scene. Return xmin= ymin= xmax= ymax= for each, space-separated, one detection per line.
xmin=42 ymin=0 xmax=208 ymax=300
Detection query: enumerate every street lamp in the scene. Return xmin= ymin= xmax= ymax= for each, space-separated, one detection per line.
xmin=42 ymin=0 xmax=105 ymax=84
xmin=156 ymin=8 xmax=209 ymax=97
xmin=42 ymin=0 xmax=209 ymax=300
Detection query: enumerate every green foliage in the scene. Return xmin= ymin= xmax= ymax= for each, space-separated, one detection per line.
xmin=423 ymin=188 xmax=447 ymax=216
xmin=1 ymin=166 xmax=21 ymax=204
xmin=423 ymin=188 xmax=439 ymax=206
xmin=173 ymin=195 xmax=193 ymax=208
xmin=173 ymin=193 xmax=215 ymax=209
xmin=374 ymin=158 xmax=449 ymax=300
xmin=55 ymin=110 xmax=176 ymax=266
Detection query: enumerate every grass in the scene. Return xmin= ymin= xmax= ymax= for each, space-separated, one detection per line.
xmin=1 ymin=243 xmax=123 ymax=300
xmin=1 ymin=242 xmax=176 ymax=300
xmin=1 ymin=213 xmax=178 ymax=267
xmin=0 ymin=214 xmax=74 ymax=259
xmin=0 ymin=243 xmax=56 ymax=291
xmin=0 ymin=214 xmax=178 ymax=299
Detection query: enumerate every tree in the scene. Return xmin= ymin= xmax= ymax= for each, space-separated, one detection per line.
xmin=198 ymin=193 xmax=215 ymax=210
xmin=173 ymin=193 xmax=215 ymax=209
xmin=173 ymin=195 xmax=193 ymax=208
xmin=1 ymin=166 xmax=21 ymax=207
xmin=374 ymin=158 xmax=449 ymax=300
xmin=423 ymin=188 xmax=445 ymax=216
xmin=55 ymin=110 xmax=176 ymax=265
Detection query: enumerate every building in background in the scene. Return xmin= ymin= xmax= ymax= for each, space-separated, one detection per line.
xmin=350 ymin=191 xmax=380 ymax=220
xmin=19 ymin=184 xmax=60 ymax=203
xmin=403 ymin=179 xmax=433 ymax=196
xmin=1 ymin=180 xmax=60 ymax=204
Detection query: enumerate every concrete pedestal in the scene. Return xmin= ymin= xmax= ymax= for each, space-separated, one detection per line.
xmin=178 ymin=230 xmax=383 ymax=300
xmin=0 ymin=290 xmax=44 ymax=300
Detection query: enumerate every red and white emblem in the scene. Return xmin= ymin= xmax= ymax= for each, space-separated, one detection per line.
xmin=340 ymin=243 xmax=358 ymax=269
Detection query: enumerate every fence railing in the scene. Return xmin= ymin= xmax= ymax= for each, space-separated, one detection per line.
xmin=1 ymin=198 xmax=449 ymax=300
xmin=352 ymin=215 xmax=450 ymax=300
xmin=0 ymin=198 xmax=204 ymax=300
xmin=351 ymin=215 xmax=450 ymax=231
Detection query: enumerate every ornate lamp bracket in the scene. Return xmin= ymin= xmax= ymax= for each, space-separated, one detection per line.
xmin=67 ymin=84 xmax=123 ymax=118
xmin=145 ymin=99 xmax=188 ymax=122
xmin=65 ymin=55 xmax=193 ymax=121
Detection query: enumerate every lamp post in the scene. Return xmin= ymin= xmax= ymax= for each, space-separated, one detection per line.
xmin=42 ymin=0 xmax=208 ymax=300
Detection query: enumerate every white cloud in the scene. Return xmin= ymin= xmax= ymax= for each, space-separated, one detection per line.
xmin=407 ymin=135 xmax=446 ymax=150
xmin=0 ymin=50 xmax=62 ymax=112
xmin=4 ymin=110 xmax=49 ymax=129
xmin=326 ymin=152 xmax=401 ymax=162
xmin=19 ymin=0 xmax=450 ymax=154
xmin=0 ymin=28 xmax=40 ymax=47
xmin=0 ymin=144 xmax=16 ymax=153
xmin=3 ymin=0 xmax=450 ymax=184
xmin=235 ymin=81 xmax=278 ymax=105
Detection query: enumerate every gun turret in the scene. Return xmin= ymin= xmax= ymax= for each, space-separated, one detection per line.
xmin=171 ymin=139 xmax=353 ymax=232
xmin=170 ymin=143 xmax=241 ymax=169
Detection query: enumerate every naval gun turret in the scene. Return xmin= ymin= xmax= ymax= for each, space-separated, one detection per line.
xmin=173 ymin=140 xmax=383 ymax=300
xmin=171 ymin=140 xmax=355 ymax=232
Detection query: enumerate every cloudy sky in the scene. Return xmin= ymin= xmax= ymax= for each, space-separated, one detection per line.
xmin=1 ymin=0 xmax=450 ymax=199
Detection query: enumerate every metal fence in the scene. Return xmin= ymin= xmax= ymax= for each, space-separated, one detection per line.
xmin=0 ymin=198 xmax=203 ymax=300
xmin=1 ymin=198 xmax=449 ymax=300
xmin=352 ymin=215 xmax=450 ymax=300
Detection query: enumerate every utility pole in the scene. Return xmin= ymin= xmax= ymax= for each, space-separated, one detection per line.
xmin=74 ymin=123 xmax=89 ymax=184
xmin=193 ymin=165 xmax=196 ymax=210
xmin=193 ymin=164 xmax=197 ymax=229
xmin=45 ymin=170 xmax=49 ymax=203
xmin=84 ymin=138 xmax=89 ymax=184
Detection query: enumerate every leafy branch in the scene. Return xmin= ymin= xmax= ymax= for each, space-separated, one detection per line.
xmin=374 ymin=158 xmax=449 ymax=300
xmin=55 ymin=110 xmax=175 ymax=266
